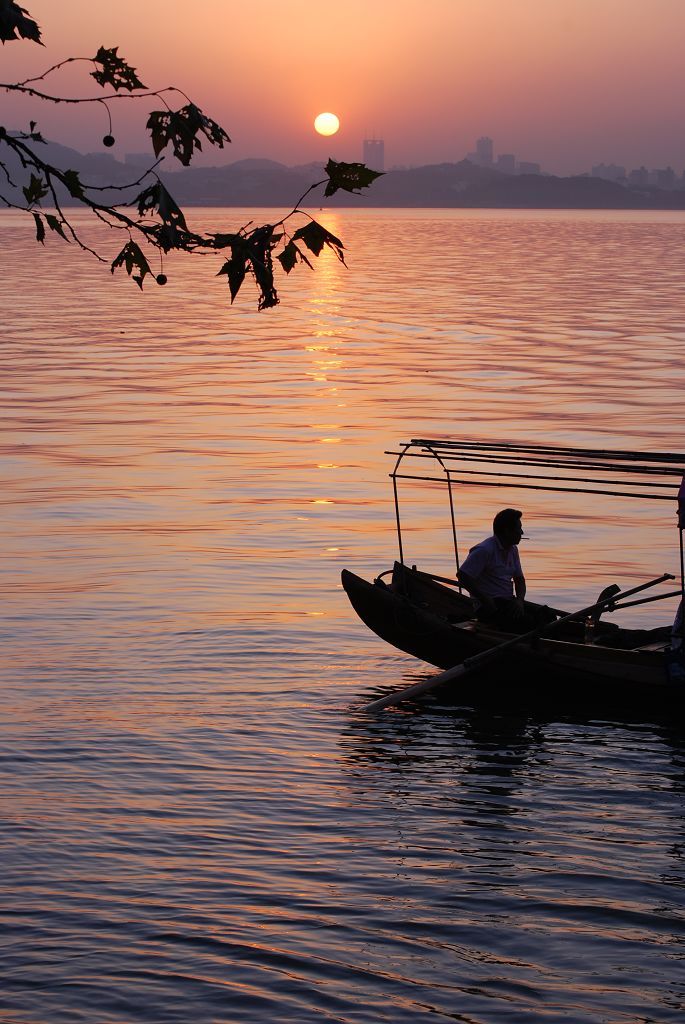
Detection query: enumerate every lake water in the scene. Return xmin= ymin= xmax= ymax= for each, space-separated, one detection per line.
xmin=2 ymin=208 xmax=685 ymax=1022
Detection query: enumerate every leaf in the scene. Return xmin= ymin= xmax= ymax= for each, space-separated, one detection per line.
xmin=15 ymin=123 xmax=45 ymax=143
xmin=148 ymin=182 xmax=187 ymax=229
xmin=90 ymin=45 xmax=146 ymax=91
xmin=32 ymin=211 xmax=44 ymax=244
xmin=217 ymin=225 xmax=280 ymax=309
xmin=244 ymin=225 xmax=279 ymax=310
xmin=291 ymin=220 xmax=346 ymax=265
xmin=22 ymin=172 xmax=48 ymax=205
xmin=210 ymin=232 xmax=241 ymax=250
xmin=146 ymin=104 xmax=230 ymax=166
xmin=324 ymin=158 xmax=383 ymax=197
xmin=147 ymin=223 xmax=178 ymax=253
xmin=135 ymin=181 xmax=188 ymax=249
xmin=135 ymin=183 xmax=158 ymax=218
xmin=277 ymin=241 xmax=313 ymax=275
xmin=0 ymin=1 xmax=43 ymax=44
xmin=135 ymin=184 xmax=185 ymax=232
xmin=45 ymin=214 xmax=68 ymax=240
xmin=111 ymin=240 xmax=152 ymax=289
xmin=62 ymin=168 xmax=84 ymax=200
xmin=217 ymin=253 xmax=247 ymax=303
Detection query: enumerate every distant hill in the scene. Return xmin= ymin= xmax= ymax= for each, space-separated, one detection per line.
xmin=3 ymin=135 xmax=149 ymax=194
xmin=4 ymin=138 xmax=685 ymax=209
xmin=452 ymin=170 xmax=680 ymax=210
xmin=163 ymin=160 xmax=319 ymax=207
xmin=223 ymin=158 xmax=288 ymax=172
xmin=162 ymin=158 xmax=685 ymax=210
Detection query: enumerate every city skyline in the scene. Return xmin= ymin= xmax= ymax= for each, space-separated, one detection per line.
xmin=3 ymin=0 xmax=685 ymax=177
xmin=26 ymin=128 xmax=685 ymax=188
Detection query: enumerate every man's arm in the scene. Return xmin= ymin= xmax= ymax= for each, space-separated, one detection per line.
xmin=458 ymin=569 xmax=496 ymax=610
xmin=512 ymin=573 xmax=526 ymax=617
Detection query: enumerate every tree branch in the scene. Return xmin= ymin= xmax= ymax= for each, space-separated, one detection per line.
xmin=0 ymin=5 xmax=380 ymax=308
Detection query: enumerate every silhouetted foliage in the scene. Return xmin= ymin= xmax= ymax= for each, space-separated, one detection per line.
xmin=0 ymin=0 xmax=41 ymax=44
xmin=0 ymin=2 xmax=382 ymax=309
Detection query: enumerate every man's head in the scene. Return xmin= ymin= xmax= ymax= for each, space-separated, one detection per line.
xmin=493 ymin=508 xmax=524 ymax=547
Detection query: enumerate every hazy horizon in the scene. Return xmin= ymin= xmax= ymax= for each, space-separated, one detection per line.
xmin=14 ymin=140 xmax=684 ymax=182
xmin=3 ymin=0 xmax=685 ymax=176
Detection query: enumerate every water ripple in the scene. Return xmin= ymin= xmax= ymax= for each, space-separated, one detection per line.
xmin=2 ymin=209 xmax=685 ymax=1022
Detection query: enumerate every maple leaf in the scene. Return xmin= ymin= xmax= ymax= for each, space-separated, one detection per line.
xmin=61 ymin=168 xmax=84 ymax=200
xmin=217 ymin=225 xmax=280 ymax=309
xmin=147 ymin=104 xmax=230 ymax=166
xmin=136 ymin=181 xmax=187 ymax=227
xmin=111 ymin=240 xmax=152 ymax=289
xmin=277 ymin=241 xmax=313 ymax=275
xmin=291 ymin=220 xmax=346 ymax=264
xmin=22 ymin=172 xmax=48 ymax=206
xmin=324 ymin=158 xmax=383 ymax=197
xmin=91 ymin=45 xmax=146 ymax=91
xmin=217 ymin=250 xmax=247 ymax=303
xmin=0 ymin=0 xmax=42 ymax=44
xmin=135 ymin=181 xmax=197 ymax=252
xmin=45 ymin=214 xmax=68 ymax=240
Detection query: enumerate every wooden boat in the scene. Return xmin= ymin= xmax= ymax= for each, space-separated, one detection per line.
xmin=342 ymin=438 xmax=685 ymax=709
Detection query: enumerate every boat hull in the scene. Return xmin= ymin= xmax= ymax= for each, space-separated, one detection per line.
xmin=342 ymin=563 xmax=682 ymax=710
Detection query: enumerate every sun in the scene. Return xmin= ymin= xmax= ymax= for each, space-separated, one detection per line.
xmin=314 ymin=112 xmax=340 ymax=137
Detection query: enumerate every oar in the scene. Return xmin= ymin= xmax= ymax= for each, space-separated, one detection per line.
xmin=365 ymin=572 xmax=674 ymax=713
xmin=605 ymin=588 xmax=682 ymax=612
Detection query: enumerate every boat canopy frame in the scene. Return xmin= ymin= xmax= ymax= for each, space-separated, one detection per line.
xmin=387 ymin=438 xmax=685 ymax=586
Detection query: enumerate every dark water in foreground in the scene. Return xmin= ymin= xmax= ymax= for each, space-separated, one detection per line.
xmin=2 ymin=209 xmax=685 ymax=1021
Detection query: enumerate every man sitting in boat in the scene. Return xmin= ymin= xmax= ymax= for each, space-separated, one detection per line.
xmin=458 ymin=508 xmax=554 ymax=632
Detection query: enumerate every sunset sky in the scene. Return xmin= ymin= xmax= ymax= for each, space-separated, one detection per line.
xmin=3 ymin=0 xmax=685 ymax=175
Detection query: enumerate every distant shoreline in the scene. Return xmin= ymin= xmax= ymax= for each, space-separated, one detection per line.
xmin=158 ymin=200 xmax=685 ymax=211
xmin=4 ymin=139 xmax=685 ymax=210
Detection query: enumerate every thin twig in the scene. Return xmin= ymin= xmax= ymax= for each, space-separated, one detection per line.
xmin=0 ymin=83 xmax=187 ymax=107
xmin=16 ymin=56 xmax=91 ymax=87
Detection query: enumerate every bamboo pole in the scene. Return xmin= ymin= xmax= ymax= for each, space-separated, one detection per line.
xmin=407 ymin=438 xmax=685 ymax=464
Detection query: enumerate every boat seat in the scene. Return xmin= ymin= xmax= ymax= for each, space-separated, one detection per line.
xmin=595 ymin=626 xmax=672 ymax=650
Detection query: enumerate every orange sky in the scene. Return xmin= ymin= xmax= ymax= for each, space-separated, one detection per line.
xmin=3 ymin=0 xmax=685 ymax=174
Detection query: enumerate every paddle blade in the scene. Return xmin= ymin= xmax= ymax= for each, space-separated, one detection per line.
xmin=592 ymin=583 xmax=621 ymax=623
xmin=366 ymin=662 xmax=470 ymax=712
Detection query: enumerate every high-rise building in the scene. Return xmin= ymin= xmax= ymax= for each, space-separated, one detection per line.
xmin=467 ymin=136 xmax=494 ymax=167
xmin=466 ymin=137 xmax=542 ymax=174
xmin=363 ymin=137 xmax=385 ymax=171
xmin=476 ymin=136 xmax=493 ymax=166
